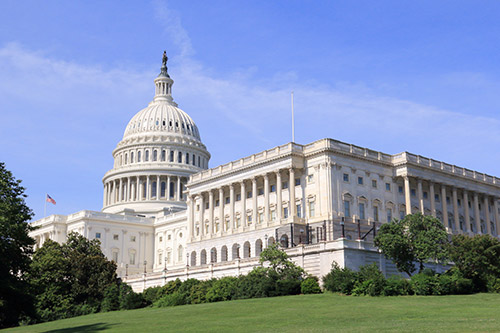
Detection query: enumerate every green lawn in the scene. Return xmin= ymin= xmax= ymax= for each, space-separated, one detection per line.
xmin=5 ymin=293 xmax=500 ymax=332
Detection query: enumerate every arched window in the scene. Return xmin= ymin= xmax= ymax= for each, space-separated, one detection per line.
xmin=192 ymin=154 xmax=195 ymax=165
xmin=280 ymin=234 xmax=289 ymax=248
xmin=255 ymin=239 xmax=263 ymax=256
xmin=243 ymin=241 xmax=251 ymax=258
xmin=268 ymin=236 xmax=275 ymax=246
xmin=131 ymin=152 xmax=134 ymax=163
xmin=210 ymin=247 xmax=217 ymax=263
xmin=152 ymin=182 xmax=157 ymax=198
xmin=145 ymin=150 xmax=149 ymax=162
xmin=198 ymin=156 xmax=201 ymax=167
xmin=161 ymin=150 xmax=166 ymax=161
xmin=200 ymin=249 xmax=207 ymax=265
xmin=178 ymin=245 xmax=184 ymax=263
xmin=178 ymin=151 xmax=182 ymax=163
xmin=169 ymin=182 xmax=175 ymax=198
xmin=232 ymin=243 xmax=240 ymax=260
xmin=143 ymin=182 xmax=147 ymax=199
xmin=161 ymin=182 xmax=166 ymax=197
xmin=170 ymin=151 xmax=174 ymax=162
xmin=153 ymin=150 xmax=157 ymax=161
xmin=190 ymin=251 xmax=197 ymax=266
xmin=124 ymin=153 xmax=128 ymax=165
xmin=221 ymin=245 xmax=228 ymax=262
xmin=186 ymin=153 xmax=189 ymax=164
xmin=138 ymin=151 xmax=142 ymax=162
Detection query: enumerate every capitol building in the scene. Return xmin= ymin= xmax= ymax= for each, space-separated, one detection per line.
xmin=30 ymin=54 xmax=500 ymax=292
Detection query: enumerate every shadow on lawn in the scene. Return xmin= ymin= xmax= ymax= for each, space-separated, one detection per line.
xmin=42 ymin=322 xmax=116 ymax=332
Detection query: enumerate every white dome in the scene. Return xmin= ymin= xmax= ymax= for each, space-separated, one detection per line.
xmin=123 ymin=101 xmax=201 ymax=141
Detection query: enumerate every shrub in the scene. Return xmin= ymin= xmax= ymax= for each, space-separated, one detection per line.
xmin=410 ymin=271 xmax=440 ymax=295
xmin=190 ymin=279 xmax=215 ymax=304
xmin=382 ymin=276 xmax=412 ymax=296
xmin=487 ymin=277 xmax=500 ymax=293
xmin=322 ymin=263 xmax=358 ymax=295
xmin=161 ymin=279 xmax=183 ymax=296
xmin=119 ymin=284 xmax=144 ymax=310
xmin=177 ymin=279 xmax=201 ymax=304
xmin=205 ymin=277 xmax=239 ymax=302
xmin=301 ymin=277 xmax=322 ymax=294
xmin=142 ymin=286 xmax=163 ymax=306
xmin=236 ymin=268 xmax=275 ymax=299
xmin=154 ymin=292 xmax=186 ymax=307
xmin=276 ymin=279 xmax=301 ymax=296
xmin=101 ymin=284 xmax=120 ymax=312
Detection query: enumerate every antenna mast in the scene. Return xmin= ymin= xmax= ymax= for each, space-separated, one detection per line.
xmin=291 ymin=91 xmax=295 ymax=143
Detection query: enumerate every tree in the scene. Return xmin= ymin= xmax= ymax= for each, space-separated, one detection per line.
xmin=448 ymin=234 xmax=500 ymax=291
xmin=0 ymin=162 xmax=36 ymax=328
xmin=374 ymin=213 xmax=448 ymax=276
xmin=259 ymin=242 xmax=304 ymax=280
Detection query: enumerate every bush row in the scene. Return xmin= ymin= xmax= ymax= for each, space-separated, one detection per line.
xmin=322 ymin=263 xmax=477 ymax=296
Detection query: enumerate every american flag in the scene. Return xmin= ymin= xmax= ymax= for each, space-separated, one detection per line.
xmin=46 ymin=194 xmax=56 ymax=205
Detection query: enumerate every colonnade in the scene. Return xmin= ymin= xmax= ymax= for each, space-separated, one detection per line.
xmin=188 ymin=168 xmax=302 ymax=240
xmin=103 ymin=175 xmax=186 ymax=207
xmin=403 ymin=176 xmax=500 ymax=235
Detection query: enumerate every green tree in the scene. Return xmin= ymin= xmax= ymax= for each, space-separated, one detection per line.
xmin=448 ymin=234 xmax=500 ymax=291
xmin=0 ymin=162 xmax=36 ymax=328
xmin=374 ymin=213 xmax=448 ymax=276
xmin=259 ymin=242 xmax=305 ymax=280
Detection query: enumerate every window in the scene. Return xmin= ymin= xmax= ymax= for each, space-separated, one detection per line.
xmin=400 ymin=210 xmax=405 ymax=219
xmin=236 ymin=216 xmax=241 ymax=227
xmin=271 ymin=210 xmax=276 ymax=221
xmin=296 ymin=204 xmax=302 ymax=218
xmin=225 ymin=197 xmax=230 ymax=204
xmin=283 ymin=207 xmax=289 ymax=218
xmin=192 ymin=154 xmax=195 ymax=165
xmin=177 ymin=245 xmax=183 ymax=263
xmin=282 ymin=181 xmax=288 ymax=189
xmin=166 ymin=251 xmax=171 ymax=264
xmin=130 ymin=252 xmax=136 ymax=265
xmin=113 ymin=234 xmax=119 ymax=240
xmin=236 ymin=194 xmax=241 ymax=201
xmin=205 ymin=202 xmax=209 ymax=209
xmin=423 ymin=191 xmax=428 ymax=199
xmin=435 ymin=194 xmax=440 ymax=202
xmin=138 ymin=151 xmax=142 ymax=162
xmin=161 ymin=150 xmax=166 ymax=161
xmin=458 ymin=199 xmax=461 ymax=206
xmin=170 ymin=151 xmax=174 ymax=162
xmin=145 ymin=150 xmax=149 ymax=161
xmin=385 ymin=183 xmax=391 ymax=191
xmin=153 ymin=150 xmax=157 ymax=161
xmin=258 ymin=188 xmax=264 ymax=196
xmin=307 ymin=174 xmax=314 ymax=183
xmin=130 ymin=236 xmax=136 ymax=242
xmin=161 ymin=182 xmax=166 ymax=197
xmin=295 ymin=178 xmax=301 ymax=186
xmin=215 ymin=200 xmax=219 ymax=207
xmin=446 ymin=197 xmax=451 ymax=204
xmin=159 ymin=236 xmax=163 ymax=242
xmin=359 ymin=203 xmax=365 ymax=219
xmin=167 ymin=234 xmax=171 ymax=240
xmin=386 ymin=208 xmax=392 ymax=222
xmin=411 ymin=189 xmax=416 ymax=196
xmin=247 ymin=191 xmax=252 ymax=199
xmin=372 ymin=179 xmax=377 ymax=188
xmin=131 ymin=152 xmax=134 ymax=163
xmin=112 ymin=250 xmax=118 ymax=263
xmin=198 ymin=156 xmax=201 ymax=167
xmin=343 ymin=173 xmax=349 ymax=182
xmin=95 ymin=232 xmax=101 ymax=239
xmin=186 ymin=153 xmax=189 ymax=164
xmin=152 ymin=182 xmax=157 ymax=198
xmin=358 ymin=177 xmax=364 ymax=185
xmin=258 ymin=212 xmax=264 ymax=224
xmin=124 ymin=153 xmax=128 ymax=164
xmin=270 ymin=185 xmax=276 ymax=192
xmin=178 ymin=151 xmax=182 ymax=163
xmin=247 ymin=214 xmax=252 ymax=224
xmin=309 ymin=201 xmax=316 ymax=217
xmin=344 ymin=200 xmax=350 ymax=218
xmin=398 ymin=186 xmax=403 ymax=194
xmin=373 ymin=206 xmax=379 ymax=221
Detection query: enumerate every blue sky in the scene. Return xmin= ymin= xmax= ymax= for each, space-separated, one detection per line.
xmin=1 ymin=1 xmax=499 ymax=220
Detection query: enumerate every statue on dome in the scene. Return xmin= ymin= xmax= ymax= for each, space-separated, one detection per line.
xmin=162 ymin=51 xmax=168 ymax=67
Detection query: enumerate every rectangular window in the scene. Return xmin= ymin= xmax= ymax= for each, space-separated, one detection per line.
xmin=309 ymin=201 xmax=316 ymax=217
xmin=205 ymin=202 xmax=209 ymax=209
xmin=295 ymin=178 xmax=301 ymax=186
xmin=158 ymin=253 xmax=162 ymax=265
xmin=423 ymin=191 xmax=428 ymax=199
xmin=411 ymin=189 xmax=416 ymax=196
xmin=236 ymin=194 xmax=241 ymax=201
xmin=159 ymin=236 xmax=163 ymax=242
xmin=271 ymin=210 xmax=276 ymax=221
xmin=400 ymin=210 xmax=405 ymax=219
xmin=373 ymin=206 xmax=379 ymax=221
xmin=258 ymin=188 xmax=264 ymax=196
xmin=215 ymin=200 xmax=220 ymax=207
xmin=247 ymin=191 xmax=252 ymax=198
xmin=435 ymin=194 xmax=440 ymax=202
xmin=95 ymin=232 xmax=101 ymax=239
xmin=358 ymin=177 xmax=364 ymax=185
xmin=387 ymin=208 xmax=392 ymax=222
xmin=386 ymin=183 xmax=391 ymax=191
xmin=446 ymin=197 xmax=450 ymax=204
xmin=359 ymin=203 xmax=365 ymax=220
xmin=296 ymin=204 xmax=302 ymax=218
xmin=372 ymin=179 xmax=377 ymax=188
xmin=270 ymin=185 xmax=276 ymax=192
xmin=236 ymin=216 xmax=241 ymax=227
xmin=343 ymin=173 xmax=349 ymax=182
xmin=398 ymin=186 xmax=403 ymax=194
xmin=307 ymin=174 xmax=314 ymax=183
xmin=130 ymin=252 xmax=136 ymax=265
xmin=344 ymin=200 xmax=350 ymax=218
xmin=225 ymin=197 xmax=230 ymax=204
xmin=113 ymin=234 xmax=119 ymax=241
xmin=248 ymin=214 xmax=252 ymax=223
xmin=130 ymin=236 xmax=136 ymax=242
xmin=458 ymin=199 xmax=461 ymax=206
xmin=112 ymin=251 xmax=118 ymax=263
xmin=282 ymin=181 xmax=288 ymax=189
xmin=258 ymin=212 xmax=264 ymax=224
xmin=283 ymin=207 xmax=289 ymax=218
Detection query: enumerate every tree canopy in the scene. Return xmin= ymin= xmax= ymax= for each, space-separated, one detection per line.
xmin=0 ymin=162 xmax=35 ymax=328
xmin=374 ymin=213 xmax=448 ymax=276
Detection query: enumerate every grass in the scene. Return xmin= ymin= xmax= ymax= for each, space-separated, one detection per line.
xmin=5 ymin=293 xmax=500 ymax=332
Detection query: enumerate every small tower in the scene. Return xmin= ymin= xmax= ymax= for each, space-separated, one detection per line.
xmin=153 ymin=51 xmax=177 ymax=105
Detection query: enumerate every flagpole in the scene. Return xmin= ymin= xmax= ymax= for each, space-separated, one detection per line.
xmin=44 ymin=194 xmax=47 ymax=217
xmin=291 ymin=91 xmax=295 ymax=143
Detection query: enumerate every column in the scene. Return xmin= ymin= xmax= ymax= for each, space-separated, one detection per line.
xmin=429 ymin=182 xmax=436 ymax=217
xmin=404 ymin=176 xmax=412 ymax=215
xmin=441 ymin=185 xmax=449 ymax=229
xmin=127 ymin=177 xmax=131 ymax=201
xmin=156 ymin=175 xmax=160 ymax=200
xmin=417 ymin=179 xmax=424 ymax=214
xmin=103 ymin=183 xmax=107 ymax=207
xmin=135 ymin=176 xmax=139 ymax=201
xmin=494 ymin=199 xmax=500 ymax=237
xmin=208 ymin=191 xmax=214 ymax=236
xmin=219 ymin=188 xmax=224 ymax=231
xmin=146 ymin=176 xmax=150 ymax=200
xmin=252 ymin=178 xmax=258 ymax=226
xmin=289 ymin=168 xmax=296 ymax=218
xmin=463 ymin=190 xmax=471 ymax=233
xmin=229 ymin=184 xmax=235 ymax=230
xmin=264 ymin=175 xmax=269 ymax=225
xmin=167 ymin=176 xmax=171 ymax=199
xmin=177 ymin=177 xmax=181 ymax=201
xmin=474 ymin=193 xmax=481 ymax=233
xmin=484 ymin=196 xmax=491 ymax=235
xmin=276 ymin=171 xmax=282 ymax=222
xmin=188 ymin=197 xmax=194 ymax=241
xmin=200 ymin=194 xmax=205 ymax=236
xmin=241 ymin=181 xmax=246 ymax=228
xmin=452 ymin=187 xmax=460 ymax=232
xmin=138 ymin=177 xmax=143 ymax=201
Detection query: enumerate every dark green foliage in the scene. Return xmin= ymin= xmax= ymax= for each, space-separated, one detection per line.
xmin=322 ymin=262 xmax=358 ymax=294
xmin=101 ymin=284 xmax=120 ymax=312
xmin=189 ymin=279 xmax=215 ymax=304
xmin=276 ymin=279 xmax=301 ymax=296
xmin=0 ymin=163 xmax=36 ymax=328
xmin=410 ymin=270 xmax=440 ymax=295
xmin=448 ymin=234 xmax=500 ymax=292
xmin=119 ymin=283 xmax=144 ymax=310
xmin=352 ymin=264 xmax=387 ymax=296
xmin=236 ymin=267 xmax=275 ymax=299
xmin=141 ymin=286 xmax=163 ymax=306
xmin=154 ymin=292 xmax=187 ymax=307
xmin=205 ymin=277 xmax=239 ymax=302
xmin=301 ymin=277 xmax=322 ymax=294
xmin=382 ymin=276 xmax=412 ymax=296
xmin=259 ymin=242 xmax=305 ymax=280
xmin=374 ymin=213 xmax=448 ymax=276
